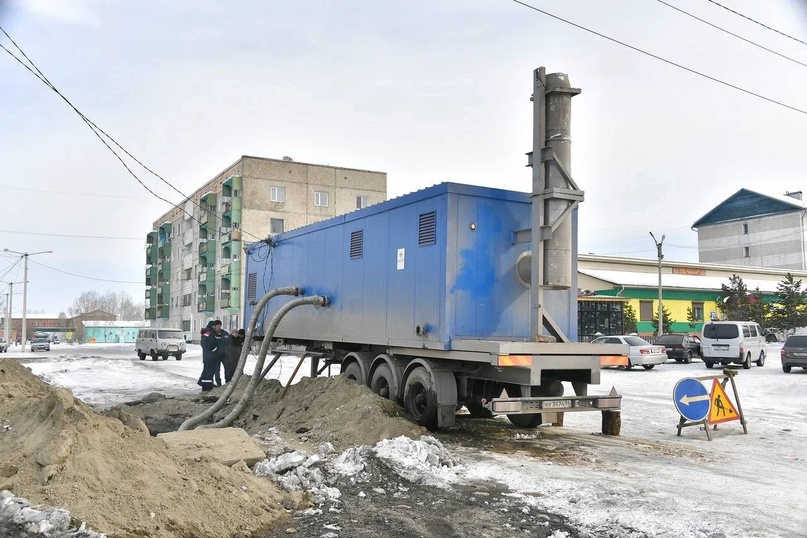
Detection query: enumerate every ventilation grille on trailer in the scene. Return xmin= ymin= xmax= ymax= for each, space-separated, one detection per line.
xmin=247 ymin=272 xmax=257 ymax=301
xmin=350 ymin=230 xmax=363 ymax=259
xmin=418 ymin=211 xmax=436 ymax=246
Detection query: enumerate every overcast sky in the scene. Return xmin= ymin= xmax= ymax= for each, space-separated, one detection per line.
xmin=1 ymin=0 xmax=807 ymax=315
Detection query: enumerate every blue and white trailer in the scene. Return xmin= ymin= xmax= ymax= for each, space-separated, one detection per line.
xmin=243 ymin=69 xmax=624 ymax=430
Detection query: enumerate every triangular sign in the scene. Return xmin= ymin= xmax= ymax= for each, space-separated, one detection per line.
xmin=708 ymin=378 xmax=740 ymax=425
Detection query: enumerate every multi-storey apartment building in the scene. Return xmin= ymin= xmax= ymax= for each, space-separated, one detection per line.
xmin=145 ymin=155 xmax=387 ymax=340
xmin=692 ymin=188 xmax=806 ymax=270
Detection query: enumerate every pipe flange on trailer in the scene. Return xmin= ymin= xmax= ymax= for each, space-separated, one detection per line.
xmin=341 ymin=351 xmax=373 ymax=386
xmin=402 ymin=358 xmax=458 ymax=430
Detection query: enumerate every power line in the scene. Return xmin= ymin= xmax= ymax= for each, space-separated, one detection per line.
xmin=28 ymin=258 xmax=142 ymax=284
xmin=0 ymin=229 xmax=142 ymax=241
xmin=0 ymin=185 xmax=151 ymax=200
xmin=657 ymin=0 xmax=807 ymax=70
xmin=705 ymin=0 xmax=807 ymax=48
xmin=510 ymin=0 xmax=807 ymax=116
xmin=0 ymin=26 xmax=264 ymax=243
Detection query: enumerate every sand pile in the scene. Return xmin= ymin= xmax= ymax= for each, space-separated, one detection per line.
xmin=232 ymin=374 xmax=428 ymax=451
xmin=0 ymin=359 xmax=289 ymax=538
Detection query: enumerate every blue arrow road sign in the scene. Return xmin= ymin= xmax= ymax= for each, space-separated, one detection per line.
xmin=673 ymin=378 xmax=710 ymax=422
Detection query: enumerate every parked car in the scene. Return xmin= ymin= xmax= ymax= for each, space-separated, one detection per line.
xmin=701 ymin=321 xmax=766 ymax=369
xmin=0 ymin=337 xmax=8 ymax=353
xmin=781 ymin=335 xmax=807 ymax=373
xmin=654 ymin=333 xmax=701 ymax=363
xmin=30 ymin=338 xmax=51 ymax=352
xmin=591 ymin=335 xmax=667 ymax=370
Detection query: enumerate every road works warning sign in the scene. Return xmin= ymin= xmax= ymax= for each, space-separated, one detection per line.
xmin=708 ymin=378 xmax=740 ymax=425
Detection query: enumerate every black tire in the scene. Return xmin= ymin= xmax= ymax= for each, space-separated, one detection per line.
xmin=506 ymin=385 xmax=544 ymax=428
xmin=756 ymin=351 xmax=765 ymax=367
xmin=466 ymin=399 xmax=494 ymax=419
xmin=138 ymin=352 xmax=146 ymax=361
xmin=175 ymin=353 xmax=183 ymax=361
xmin=403 ymin=367 xmax=438 ymax=430
xmin=685 ymin=351 xmax=692 ymax=364
xmin=342 ymin=362 xmax=365 ymax=385
xmin=370 ymin=363 xmax=396 ymax=401
xmin=743 ymin=352 xmax=752 ymax=370
xmin=161 ymin=354 xmax=169 ymax=361
xmin=150 ymin=351 xmax=159 ymax=361
xmin=705 ymin=361 xmax=714 ymax=369
xmin=642 ymin=364 xmax=655 ymax=370
xmin=783 ymin=364 xmax=792 ymax=373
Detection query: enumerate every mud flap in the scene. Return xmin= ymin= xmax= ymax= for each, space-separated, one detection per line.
xmin=433 ymin=369 xmax=458 ymax=429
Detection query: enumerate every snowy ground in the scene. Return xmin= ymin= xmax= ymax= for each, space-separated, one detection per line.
xmin=7 ymin=342 xmax=807 ymax=537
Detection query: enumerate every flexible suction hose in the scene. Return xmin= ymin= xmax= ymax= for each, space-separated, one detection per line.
xmin=178 ymin=286 xmax=299 ymax=431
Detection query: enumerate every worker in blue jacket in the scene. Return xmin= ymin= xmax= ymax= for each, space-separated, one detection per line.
xmin=199 ymin=319 xmax=229 ymax=392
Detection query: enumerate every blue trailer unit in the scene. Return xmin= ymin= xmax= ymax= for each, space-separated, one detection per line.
xmin=244 ymin=182 xmax=578 ymax=347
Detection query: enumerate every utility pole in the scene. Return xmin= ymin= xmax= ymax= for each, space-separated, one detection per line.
xmin=2 ymin=281 xmax=24 ymax=345
xmin=3 ymin=249 xmax=53 ymax=352
xmin=649 ymin=232 xmax=665 ymax=337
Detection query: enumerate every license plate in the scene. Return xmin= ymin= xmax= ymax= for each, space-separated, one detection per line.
xmin=794 ymin=352 xmax=807 ymax=357
xmin=168 ymin=345 xmax=178 ymax=351
xmin=713 ymin=345 xmax=729 ymax=351
xmin=542 ymin=399 xmax=572 ymax=409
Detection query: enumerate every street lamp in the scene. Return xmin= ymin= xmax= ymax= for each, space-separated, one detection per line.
xmin=3 ymin=249 xmax=53 ymax=352
xmin=649 ymin=232 xmax=665 ymax=337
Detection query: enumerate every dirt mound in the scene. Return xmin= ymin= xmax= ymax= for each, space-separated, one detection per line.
xmin=0 ymin=359 xmax=289 ymax=538
xmin=232 ymin=375 xmax=427 ymax=451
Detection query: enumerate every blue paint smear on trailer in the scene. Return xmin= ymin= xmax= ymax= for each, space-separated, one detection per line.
xmin=244 ymin=182 xmax=579 ymax=349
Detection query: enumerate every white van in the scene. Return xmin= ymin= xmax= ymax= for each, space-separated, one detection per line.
xmin=701 ymin=321 xmax=766 ymax=369
xmin=136 ymin=328 xmax=186 ymax=361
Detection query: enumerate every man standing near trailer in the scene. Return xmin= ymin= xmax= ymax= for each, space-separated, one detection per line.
xmin=199 ymin=320 xmax=229 ymax=392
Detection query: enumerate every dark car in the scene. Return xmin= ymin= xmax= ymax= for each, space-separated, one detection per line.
xmin=781 ymin=335 xmax=807 ymax=373
xmin=654 ymin=333 xmax=701 ymax=363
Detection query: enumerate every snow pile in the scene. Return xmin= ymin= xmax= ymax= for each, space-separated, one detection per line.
xmin=371 ymin=435 xmax=459 ymax=483
xmin=0 ymin=491 xmax=105 ymax=538
xmin=254 ymin=442 xmax=342 ymax=505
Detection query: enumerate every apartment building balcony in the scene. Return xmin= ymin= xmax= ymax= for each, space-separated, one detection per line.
xmin=220 ymin=263 xmax=230 ymax=276
xmin=183 ymin=252 xmax=193 ymax=268
xmin=145 ymin=266 xmax=157 ymax=286
xmin=158 ymin=305 xmax=170 ymax=319
xmin=222 ymin=175 xmax=241 ymax=198
xmin=183 ymin=229 xmax=194 ymax=246
xmin=220 ymin=290 xmax=231 ymax=308
xmin=146 ymin=245 xmax=157 ymax=266
xmin=145 ymin=287 xmax=157 ymax=305
xmin=146 ymin=231 xmax=158 ymax=245
xmin=197 ymin=294 xmax=215 ymax=312
xmin=145 ymin=306 xmax=157 ymax=320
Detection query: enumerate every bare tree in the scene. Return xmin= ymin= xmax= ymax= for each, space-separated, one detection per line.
xmin=68 ymin=291 xmax=144 ymax=321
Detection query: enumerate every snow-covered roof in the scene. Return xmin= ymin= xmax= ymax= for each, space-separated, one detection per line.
xmin=579 ymin=268 xmax=781 ymax=293
xmin=83 ymin=321 xmax=150 ymax=328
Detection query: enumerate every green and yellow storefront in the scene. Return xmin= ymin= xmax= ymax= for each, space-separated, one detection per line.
xmin=576 ymin=254 xmax=796 ymax=341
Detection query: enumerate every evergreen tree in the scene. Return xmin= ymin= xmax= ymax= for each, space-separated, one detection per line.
xmin=623 ymin=303 xmax=638 ymax=334
xmin=718 ymin=274 xmax=749 ymax=321
xmin=743 ymin=288 xmax=770 ymax=327
xmin=686 ymin=307 xmax=698 ymax=330
xmin=651 ymin=305 xmax=675 ymax=335
xmin=769 ymin=273 xmax=807 ymax=333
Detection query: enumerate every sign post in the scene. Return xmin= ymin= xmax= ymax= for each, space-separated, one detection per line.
xmin=673 ymin=370 xmax=747 ymax=440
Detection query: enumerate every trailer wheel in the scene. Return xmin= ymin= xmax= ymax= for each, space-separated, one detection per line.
xmin=370 ymin=363 xmax=396 ymax=400
xmin=342 ymin=362 xmax=365 ymax=384
xmin=403 ymin=367 xmax=438 ymax=430
xmin=507 ymin=386 xmax=543 ymax=428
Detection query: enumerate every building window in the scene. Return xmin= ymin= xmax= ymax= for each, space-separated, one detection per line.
xmin=742 ymin=223 xmax=749 ymax=235
xmin=356 ymin=195 xmax=369 ymax=209
xmin=270 ymin=218 xmax=285 ymax=234
xmin=691 ymin=302 xmax=704 ymax=321
xmin=743 ymin=246 xmax=750 ymax=258
xmin=315 ymin=191 xmax=329 ymax=207
xmin=639 ymin=300 xmax=654 ymax=321
xmin=271 ymin=186 xmax=285 ymax=203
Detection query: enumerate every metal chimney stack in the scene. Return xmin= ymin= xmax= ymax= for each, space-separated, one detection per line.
xmin=528 ymin=68 xmax=583 ymax=340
